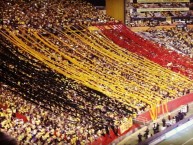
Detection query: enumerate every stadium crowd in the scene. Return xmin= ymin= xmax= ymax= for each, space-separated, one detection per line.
xmin=130 ymin=3 xmax=189 ymax=9
xmin=1 ymin=23 xmax=193 ymax=143
xmin=127 ymin=20 xmax=170 ymax=27
xmin=0 ymin=83 xmax=124 ymax=144
xmin=1 ymin=0 xmax=114 ymax=28
xmin=0 ymin=36 xmax=134 ymax=144
xmin=131 ymin=11 xmax=190 ymax=18
xmin=128 ymin=2 xmax=192 ymax=18
xmin=137 ymin=27 xmax=193 ymax=57
xmin=125 ymin=1 xmax=193 ymax=26
xmin=1 ymin=0 xmax=193 ymax=144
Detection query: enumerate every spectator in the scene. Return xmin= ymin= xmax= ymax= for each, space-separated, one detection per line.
xmin=138 ymin=133 xmax=142 ymax=143
xmin=144 ymin=127 xmax=149 ymax=139
xmin=0 ymin=132 xmax=17 ymax=145
xmin=187 ymin=104 xmax=189 ymax=112
xmin=162 ymin=118 xmax=166 ymax=127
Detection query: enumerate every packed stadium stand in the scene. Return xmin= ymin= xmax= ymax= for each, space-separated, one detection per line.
xmin=126 ymin=0 xmax=193 ymax=26
xmin=137 ymin=27 xmax=193 ymax=56
xmin=0 ymin=0 xmax=193 ymax=145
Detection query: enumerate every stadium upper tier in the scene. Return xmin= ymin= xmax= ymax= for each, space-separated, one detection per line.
xmin=125 ymin=0 xmax=193 ymax=26
xmin=1 ymin=0 xmax=114 ymax=28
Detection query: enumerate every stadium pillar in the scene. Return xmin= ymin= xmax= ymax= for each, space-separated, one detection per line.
xmin=106 ymin=0 xmax=125 ymax=23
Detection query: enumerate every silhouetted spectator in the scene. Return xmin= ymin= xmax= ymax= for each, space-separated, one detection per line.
xmin=178 ymin=111 xmax=184 ymax=120
xmin=162 ymin=118 xmax=166 ymax=127
xmin=144 ymin=128 xmax=149 ymax=139
xmin=0 ymin=132 xmax=17 ymax=145
xmin=175 ymin=115 xmax=179 ymax=123
xmin=168 ymin=113 xmax=171 ymax=121
xmin=187 ymin=104 xmax=189 ymax=113
xmin=153 ymin=126 xmax=157 ymax=134
xmin=156 ymin=123 xmax=160 ymax=133
xmin=138 ymin=133 xmax=142 ymax=143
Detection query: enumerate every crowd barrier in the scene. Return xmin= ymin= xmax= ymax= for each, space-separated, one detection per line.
xmin=110 ymin=93 xmax=193 ymax=145
xmin=139 ymin=112 xmax=193 ymax=145
xmin=130 ymin=25 xmax=175 ymax=32
xmin=138 ymin=93 xmax=193 ymax=121
xmin=129 ymin=25 xmax=193 ymax=32
xmin=90 ymin=124 xmax=140 ymax=145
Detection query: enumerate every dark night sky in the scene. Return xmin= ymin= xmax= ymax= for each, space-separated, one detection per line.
xmin=85 ymin=0 xmax=106 ymax=6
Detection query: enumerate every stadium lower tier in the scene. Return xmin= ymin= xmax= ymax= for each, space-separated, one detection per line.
xmin=0 ymin=42 xmax=133 ymax=144
xmin=1 ymin=85 xmax=193 ymax=145
xmin=0 ymin=23 xmax=193 ymax=144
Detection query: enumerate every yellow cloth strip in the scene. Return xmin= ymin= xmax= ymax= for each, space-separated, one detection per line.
xmin=1 ymin=25 xmax=193 ymax=121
